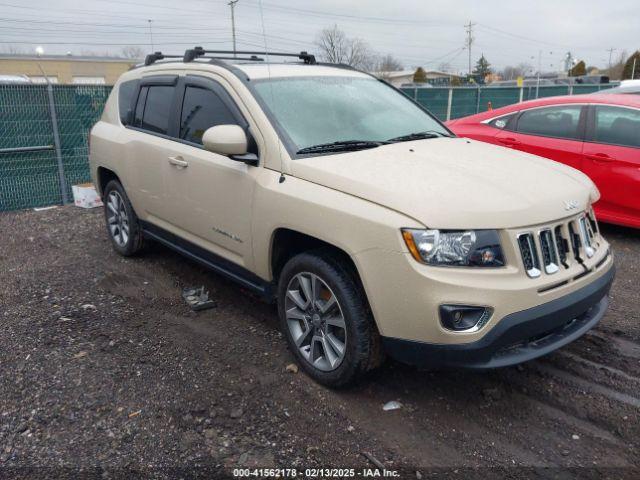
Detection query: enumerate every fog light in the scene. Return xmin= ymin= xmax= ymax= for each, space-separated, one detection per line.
xmin=439 ymin=305 xmax=492 ymax=332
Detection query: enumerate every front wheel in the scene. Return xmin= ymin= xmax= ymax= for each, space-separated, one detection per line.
xmin=277 ymin=251 xmax=382 ymax=388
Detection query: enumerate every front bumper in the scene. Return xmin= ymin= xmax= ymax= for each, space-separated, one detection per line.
xmin=381 ymin=264 xmax=614 ymax=368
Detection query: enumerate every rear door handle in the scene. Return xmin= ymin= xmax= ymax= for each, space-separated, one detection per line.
xmin=498 ymin=137 xmax=520 ymax=146
xmin=168 ymin=156 xmax=188 ymax=168
xmin=586 ymin=153 xmax=614 ymax=163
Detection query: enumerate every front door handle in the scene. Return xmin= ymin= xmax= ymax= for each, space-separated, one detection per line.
xmin=498 ymin=137 xmax=520 ymax=146
xmin=168 ymin=156 xmax=188 ymax=168
xmin=586 ymin=152 xmax=614 ymax=163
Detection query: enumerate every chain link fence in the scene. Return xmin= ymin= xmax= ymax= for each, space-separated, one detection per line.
xmin=0 ymin=82 xmax=620 ymax=212
xmin=402 ymin=83 xmax=618 ymax=122
xmin=0 ymin=84 xmax=110 ymax=212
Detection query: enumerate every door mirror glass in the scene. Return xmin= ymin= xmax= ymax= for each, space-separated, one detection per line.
xmin=202 ymin=125 xmax=248 ymax=156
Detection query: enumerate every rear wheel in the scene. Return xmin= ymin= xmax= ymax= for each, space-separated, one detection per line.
xmin=278 ymin=251 xmax=382 ymax=388
xmin=103 ymin=180 xmax=144 ymax=256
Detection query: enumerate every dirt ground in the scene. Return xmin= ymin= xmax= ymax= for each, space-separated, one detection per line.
xmin=0 ymin=206 xmax=638 ymax=479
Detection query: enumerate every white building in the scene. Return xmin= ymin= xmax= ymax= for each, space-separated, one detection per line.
xmin=375 ymin=69 xmax=461 ymax=87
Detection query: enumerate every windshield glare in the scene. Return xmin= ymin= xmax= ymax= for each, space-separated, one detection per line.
xmin=252 ymin=76 xmax=450 ymax=154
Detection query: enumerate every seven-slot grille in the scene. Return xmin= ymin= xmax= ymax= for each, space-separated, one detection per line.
xmin=517 ymin=212 xmax=599 ymax=278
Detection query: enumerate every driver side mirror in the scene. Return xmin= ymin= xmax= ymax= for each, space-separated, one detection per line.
xmin=202 ymin=125 xmax=258 ymax=166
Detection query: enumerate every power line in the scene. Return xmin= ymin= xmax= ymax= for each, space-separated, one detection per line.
xmin=242 ymin=0 xmax=455 ymax=26
xmin=475 ymin=23 xmax=569 ymax=49
xmin=0 ymin=40 xmax=232 ymax=46
xmin=0 ymin=1 xmax=623 ymax=71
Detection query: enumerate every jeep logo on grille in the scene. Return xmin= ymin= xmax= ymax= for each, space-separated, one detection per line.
xmin=564 ymin=200 xmax=579 ymax=211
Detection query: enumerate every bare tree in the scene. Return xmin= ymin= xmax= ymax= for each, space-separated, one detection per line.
xmin=316 ymin=25 xmax=349 ymax=64
xmin=377 ymin=54 xmax=403 ymax=73
xmin=316 ymin=25 xmax=376 ymax=71
xmin=348 ymin=38 xmax=376 ymax=71
xmin=500 ymin=63 xmax=533 ymax=80
xmin=605 ymin=50 xmax=627 ymax=80
xmin=121 ymin=46 xmax=146 ymax=59
xmin=0 ymin=45 xmax=26 ymax=54
xmin=517 ymin=62 xmax=534 ymax=77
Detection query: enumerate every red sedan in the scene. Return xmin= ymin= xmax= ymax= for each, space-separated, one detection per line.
xmin=446 ymin=94 xmax=640 ymax=228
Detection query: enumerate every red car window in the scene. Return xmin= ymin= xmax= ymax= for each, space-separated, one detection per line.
xmin=488 ymin=113 xmax=517 ymax=130
xmin=516 ymin=105 xmax=582 ymax=140
xmin=593 ymin=106 xmax=640 ymax=148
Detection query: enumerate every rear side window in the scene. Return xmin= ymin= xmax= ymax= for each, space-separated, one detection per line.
xmin=488 ymin=113 xmax=516 ymax=130
xmin=179 ymin=86 xmax=238 ymax=144
xmin=133 ymin=86 xmax=148 ymax=127
xmin=139 ymin=85 xmax=174 ymax=135
xmin=593 ymin=106 xmax=640 ymax=148
xmin=516 ymin=105 xmax=583 ymax=140
xmin=118 ymin=80 xmax=138 ymax=125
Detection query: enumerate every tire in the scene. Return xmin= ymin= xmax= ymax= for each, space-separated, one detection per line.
xmin=103 ymin=179 xmax=144 ymax=256
xmin=277 ymin=250 xmax=383 ymax=388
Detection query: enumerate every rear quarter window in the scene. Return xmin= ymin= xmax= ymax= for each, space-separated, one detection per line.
xmin=118 ymin=79 xmax=139 ymax=125
xmin=488 ymin=113 xmax=516 ymax=130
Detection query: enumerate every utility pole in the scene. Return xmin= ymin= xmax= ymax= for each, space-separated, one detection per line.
xmin=228 ymin=0 xmax=239 ymax=57
xmin=564 ymin=51 xmax=575 ymax=76
xmin=148 ymin=19 xmax=154 ymax=51
xmin=464 ymin=21 xmax=475 ymax=77
xmin=531 ymin=50 xmax=553 ymax=98
xmin=536 ymin=50 xmax=542 ymax=99
xmin=606 ymin=47 xmax=616 ymax=72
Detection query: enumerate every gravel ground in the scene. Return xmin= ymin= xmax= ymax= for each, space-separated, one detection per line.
xmin=0 ymin=206 xmax=638 ymax=479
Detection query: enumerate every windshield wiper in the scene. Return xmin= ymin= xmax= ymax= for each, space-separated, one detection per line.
xmin=387 ymin=130 xmax=452 ymax=143
xmin=296 ymin=140 xmax=389 ymax=155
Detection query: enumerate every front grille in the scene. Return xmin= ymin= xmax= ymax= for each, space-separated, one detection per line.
xmin=539 ymin=229 xmax=559 ymax=274
xmin=587 ymin=208 xmax=599 ymax=234
xmin=517 ymin=213 xmax=602 ymax=279
xmin=554 ymin=225 xmax=568 ymax=267
xmin=517 ymin=233 xmax=541 ymax=278
xmin=579 ymin=216 xmax=595 ymax=258
xmin=568 ymin=222 xmax=582 ymax=262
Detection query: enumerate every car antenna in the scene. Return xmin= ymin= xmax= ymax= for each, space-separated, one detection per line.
xmin=257 ymin=0 xmax=286 ymax=184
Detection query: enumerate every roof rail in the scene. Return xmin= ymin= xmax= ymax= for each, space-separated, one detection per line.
xmin=183 ymin=47 xmax=316 ymax=64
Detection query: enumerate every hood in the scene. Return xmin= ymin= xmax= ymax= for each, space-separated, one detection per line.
xmin=291 ymin=138 xmax=598 ymax=229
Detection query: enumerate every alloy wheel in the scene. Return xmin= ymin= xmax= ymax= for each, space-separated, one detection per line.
xmin=285 ymin=272 xmax=347 ymax=372
xmin=106 ymin=190 xmax=130 ymax=247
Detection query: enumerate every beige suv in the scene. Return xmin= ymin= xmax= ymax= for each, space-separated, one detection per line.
xmin=89 ymin=48 xmax=615 ymax=387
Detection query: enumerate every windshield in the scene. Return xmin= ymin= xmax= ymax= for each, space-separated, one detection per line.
xmin=252 ymin=76 xmax=450 ymax=154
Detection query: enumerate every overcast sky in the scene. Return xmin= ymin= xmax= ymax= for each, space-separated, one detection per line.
xmin=1 ymin=0 xmax=638 ymax=74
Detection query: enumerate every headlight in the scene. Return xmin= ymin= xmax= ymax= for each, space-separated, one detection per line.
xmin=402 ymin=229 xmax=505 ymax=267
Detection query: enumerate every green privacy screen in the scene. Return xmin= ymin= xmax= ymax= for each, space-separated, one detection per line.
xmin=401 ymin=83 xmax=617 ymax=121
xmin=0 ymin=84 xmax=110 ymax=211
xmin=0 ymin=82 xmax=618 ymax=212
xmin=53 ymin=85 xmax=111 ymax=200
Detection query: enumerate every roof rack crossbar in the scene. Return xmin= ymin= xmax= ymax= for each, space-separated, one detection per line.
xmin=144 ymin=51 xmax=183 ymax=66
xmin=184 ymin=47 xmax=316 ymax=64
